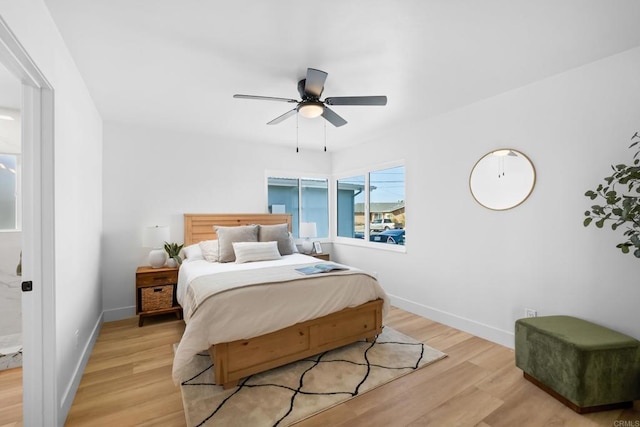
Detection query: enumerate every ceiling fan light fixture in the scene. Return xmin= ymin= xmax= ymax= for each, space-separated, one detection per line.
xmin=298 ymin=101 xmax=324 ymax=119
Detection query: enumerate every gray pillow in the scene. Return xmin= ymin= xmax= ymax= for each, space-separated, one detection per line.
xmin=214 ymin=224 xmax=259 ymax=262
xmin=258 ymin=223 xmax=292 ymax=256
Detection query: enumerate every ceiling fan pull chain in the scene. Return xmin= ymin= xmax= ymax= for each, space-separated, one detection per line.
xmin=324 ymin=120 xmax=327 ymax=152
xmin=296 ymin=113 xmax=299 ymax=153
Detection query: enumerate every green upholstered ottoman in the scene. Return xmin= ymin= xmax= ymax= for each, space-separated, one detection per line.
xmin=515 ymin=315 xmax=640 ymax=413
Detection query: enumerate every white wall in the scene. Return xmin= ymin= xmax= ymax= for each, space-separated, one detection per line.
xmin=0 ymin=2 xmax=635 ymax=423
xmin=0 ymin=1 xmax=103 ymax=424
xmin=331 ymin=46 xmax=640 ymax=347
xmin=102 ymin=46 xmax=640 ymax=347
xmin=101 ymin=122 xmax=332 ymax=319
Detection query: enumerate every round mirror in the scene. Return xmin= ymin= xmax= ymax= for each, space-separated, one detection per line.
xmin=469 ymin=149 xmax=536 ymax=210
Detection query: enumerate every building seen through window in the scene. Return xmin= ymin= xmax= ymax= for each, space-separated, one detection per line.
xmin=337 ymin=165 xmax=405 ymax=246
xmin=267 ymin=176 xmax=328 ymax=238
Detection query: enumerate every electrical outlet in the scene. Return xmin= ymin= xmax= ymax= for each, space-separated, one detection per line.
xmin=525 ymin=308 xmax=537 ymax=318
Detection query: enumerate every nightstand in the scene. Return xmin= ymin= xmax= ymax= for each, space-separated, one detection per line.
xmin=136 ymin=266 xmax=182 ymax=326
xmin=311 ymin=253 xmax=330 ymax=261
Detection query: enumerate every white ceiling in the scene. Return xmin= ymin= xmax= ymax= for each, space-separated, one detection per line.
xmin=42 ymin=0 xmax=640 ymax=151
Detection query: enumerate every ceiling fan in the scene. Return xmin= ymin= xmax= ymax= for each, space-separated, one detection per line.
xmin=233 ymin=68 xmax=387 ymax=127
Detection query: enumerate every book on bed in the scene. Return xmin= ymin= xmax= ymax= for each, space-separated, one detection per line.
xmin=295 ymin=263 xmax=348 ymax=275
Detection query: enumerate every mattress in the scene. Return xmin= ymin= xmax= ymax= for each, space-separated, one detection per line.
xmin=172 ymin=253 xmax=388 ymax=382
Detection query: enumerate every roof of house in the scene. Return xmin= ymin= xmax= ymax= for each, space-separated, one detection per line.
xmin=354 ymin=202 xmax=405 ymax=214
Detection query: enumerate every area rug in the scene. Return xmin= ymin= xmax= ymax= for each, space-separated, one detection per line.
xmin=178 ymin=327 xmax=447 ymax=426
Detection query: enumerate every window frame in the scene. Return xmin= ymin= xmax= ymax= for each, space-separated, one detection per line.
xmin=333 ymin=160 xmax=406 ymax=253
xmin=265 ymin=171 xmax=330 ymax=241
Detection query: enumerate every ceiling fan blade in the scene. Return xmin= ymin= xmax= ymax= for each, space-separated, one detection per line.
xmin=324 ymin=96 xmax=387 ymax=106
xmin=234 ymin=94 xmax=298 ymax=103
xmin=267 ymin=108 xmax=297 ymax=125
xmin=304 ymin=68 xmax=328 ymax=98
xmin=321 ymin=106 xmax=347 ymax=127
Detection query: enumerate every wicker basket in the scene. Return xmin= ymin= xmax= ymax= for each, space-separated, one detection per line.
xmin=141 ymin=285 xmax=174 ymax=311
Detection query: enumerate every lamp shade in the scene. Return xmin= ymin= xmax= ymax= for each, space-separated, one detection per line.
xmin=142 ymin=225 xmax=170 ymax=249
xmin=299 ymin=222 xmax=317 ymax=239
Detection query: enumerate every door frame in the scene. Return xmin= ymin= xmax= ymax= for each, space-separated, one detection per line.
xmin=0 ymin=16 xmax=56 ymax=426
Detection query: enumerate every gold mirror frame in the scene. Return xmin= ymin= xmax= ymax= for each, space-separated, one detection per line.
xmin=469 ymin=149 xmax=536 ymax=211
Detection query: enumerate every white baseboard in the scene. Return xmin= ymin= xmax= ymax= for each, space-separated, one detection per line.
xmin=103 ymin=305 xmax=135 ymax=322
xmin=59 ymin=312 xmax=103 ymax=423
xmin=389 ymin=294 xmax=515 ymax=349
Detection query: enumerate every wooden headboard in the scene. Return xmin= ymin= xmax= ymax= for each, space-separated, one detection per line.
xmin=184 ymin=213 xmax=293 ymax=246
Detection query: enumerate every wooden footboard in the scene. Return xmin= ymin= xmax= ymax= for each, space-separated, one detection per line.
xmin=209 ymin=299 xmax=384 ymax=389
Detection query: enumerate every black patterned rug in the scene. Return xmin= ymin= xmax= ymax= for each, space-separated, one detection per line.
xmin=178 ymin=327 xmax=447 ymax=426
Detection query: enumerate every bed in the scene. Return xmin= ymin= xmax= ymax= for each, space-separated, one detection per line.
xmin=172 ymin=213 xmax=388 ymax=389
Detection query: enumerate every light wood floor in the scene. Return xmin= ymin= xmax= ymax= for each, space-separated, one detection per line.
xmin=1 ymin=307 xmax=639 ymax=426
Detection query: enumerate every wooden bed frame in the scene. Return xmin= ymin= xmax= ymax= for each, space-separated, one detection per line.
xmin=183 ymin=213 xmax=384 ymax=389
xmin=184 ymin=213 xmax=293 ymax=246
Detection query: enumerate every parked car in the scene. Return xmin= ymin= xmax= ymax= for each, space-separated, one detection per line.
xmin=369 ymin=218 xmax=398 ymax=232
xmin=370 ymin=229 xmax=405 ymax=245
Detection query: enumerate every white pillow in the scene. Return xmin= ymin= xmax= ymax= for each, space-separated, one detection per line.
xmin=183 ymin=243 xmax=204 ymax=261
xmin=233 ymin=241 xmax=281 ymax=264
xmin=198 ymin=240 xmax=219 ymax=262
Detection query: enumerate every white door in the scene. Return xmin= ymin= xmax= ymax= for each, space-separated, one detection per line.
xmin=0 ymin=16 xmax=57 ymax=425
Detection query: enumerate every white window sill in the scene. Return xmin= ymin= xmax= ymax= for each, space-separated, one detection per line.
xmin=333 ymin=236 xmax=407 ymax=253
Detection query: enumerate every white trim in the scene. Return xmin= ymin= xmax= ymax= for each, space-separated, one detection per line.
xmin=389 ymin=294 xmax=515 ymax=349
xmin=364 ymin=171 xmax=370 ymax=241
xmin=265 ymin=169 xmax=330 ymax=181
xmin=60 ymin=314 xmax=102 ymax=417
xmin=0 ymin=15 xmax=56 ymax=426
xmin=333 ymin=237 xmax=407 ymax=253
xmin=103 ymin=305 xmax=136 ymax=322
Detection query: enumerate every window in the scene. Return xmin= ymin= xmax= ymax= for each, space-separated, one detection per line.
xmin=267 ymin=176 xmax=328 ymax=238
xmin=369 ymin=166 xmax=405 ymax=245
xmin=0 ymin=154 xmax=19 ymax=230
xmin=337 ymin=164 xmax=405 ymax=246
xmin=337 ymin=175 xmax=365 ymax=239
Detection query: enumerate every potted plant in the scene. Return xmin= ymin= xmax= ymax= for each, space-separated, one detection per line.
xmin=584 ymin=132 xmax=640 ymax=258
xmin=164 ymin=242 xmax=184 ymax=267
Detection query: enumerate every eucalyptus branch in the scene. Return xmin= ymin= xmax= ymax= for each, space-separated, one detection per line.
xmin=584 ymin=133 xmax=640 ymax=258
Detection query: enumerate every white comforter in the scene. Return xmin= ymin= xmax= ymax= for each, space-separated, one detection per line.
xmin=172 ymin=253 xmax=389 ymax=382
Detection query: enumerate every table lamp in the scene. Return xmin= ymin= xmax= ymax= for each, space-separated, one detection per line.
xmin=299 ymin=222 xmax=317 ymax=254
xmin=143 ymin=225 xmax=170 ymax=268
